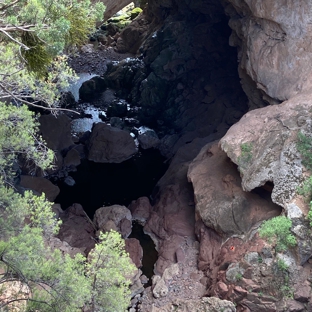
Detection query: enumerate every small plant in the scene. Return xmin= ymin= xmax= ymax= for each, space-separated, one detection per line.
xmin=258 ymin=291 xmax=263 ymax=297
xmin=297 ymin=176 xmax=312 ymax=201
xmin=235 ymin=273 xmax=243 ymax=281
xmin=280 ymin=284 xmax=294 ymax=299
xmin=258 ymin=256 xmax=263 ymax=263
xmin=308 ymin=201 xmax=312 ymax=227
xmin=277 ymin=259 xmax=289 ymax=272
xmin=259 ymin=216 xmax=296 ymax=252
xmin=297 ymin=131 xmax=312 ymax=171
xmin=238 ymin=142 xmax=253 ymax=167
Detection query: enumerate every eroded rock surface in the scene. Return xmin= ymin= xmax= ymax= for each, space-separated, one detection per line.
xmin=57 ymin=203 xmax=96 ymax=254
xmin=188 ymin=142 xmax=282 ymax=235
xmin=93 ymin=204 xmax=132 ymax=238
xmin=225 ymin=0 xmax=312 ymax=105
xmin=220 ymin=93 xmax=312 ymax=211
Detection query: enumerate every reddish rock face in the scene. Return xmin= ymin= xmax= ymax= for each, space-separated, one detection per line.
xmin=188 ymin=142 xmax=282 ymax=236
xmin=19 ymin=175 xmax=60 ymax=202
xmin=57 ymin=203 xmax=96 ymax=254
xmin=226 ymin=0 xmax=312 ymax=105
xmin=125 ymin=238 xmax=143 ymax=268
xmin=128 ymin=196 xmax=152 ymax=225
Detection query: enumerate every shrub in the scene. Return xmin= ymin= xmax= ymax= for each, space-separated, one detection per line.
xmin=259 ymin=216 xmax=296 ymax=251
xmin=238 ymin=142 xmax=253 ymax=169
xmin=297 ymin=131 xmax=312 ymax=170
xmin=277 ymin=259 xmax=289 ymax=271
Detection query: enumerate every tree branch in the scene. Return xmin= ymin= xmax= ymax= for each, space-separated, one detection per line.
xmin=0 ymin=27 xmax=29 ymax=50
xmin=0 ymin=81 xmax=80 ymax=115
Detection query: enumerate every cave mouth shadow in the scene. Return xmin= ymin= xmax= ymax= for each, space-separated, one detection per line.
xmin=55 ymin=148 xmax=168 ymax=219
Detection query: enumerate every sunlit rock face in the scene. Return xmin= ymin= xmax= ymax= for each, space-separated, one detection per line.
xmin=224 ymin=0 xmax=312 ymax=107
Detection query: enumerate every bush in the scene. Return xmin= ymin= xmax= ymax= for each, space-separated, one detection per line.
xmin=259 ymin=216 xmax=296 ymax=251
xmin=238 ymin=142 xmax=253 ymax=169
xmin=297 ymin=131 xmax=312 ymax=170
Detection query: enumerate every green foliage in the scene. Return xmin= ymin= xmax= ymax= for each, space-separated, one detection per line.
xmin=0 ymin=101 xmax=54 ymax=183
xmin=297 ymin=131 xmax=312 ymax=171
xmin=259 ymin=216 xmax=296 ymax=252
xmin=87 ymin=231 xmax=136 ymax=312
xmin=0 ymin=0 xmax=105 ymax=107
xmin=277 ymin=259 xmax=289 ymax=272
xmin=297 ymin=176 xmax=312 ymax=200
xmin=238 ymin=142 xmax=253 ymax=168
xmin=130 ymin=7 xmax=143 ymax=19
xmin=235 ymin=273 xmax=243 ymax=281
xmin=307 ymin=201 xmax=312 ymax=227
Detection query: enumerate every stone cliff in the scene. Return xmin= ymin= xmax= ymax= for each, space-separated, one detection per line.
xmin=23 ymin=0 xmax=312 ymax=311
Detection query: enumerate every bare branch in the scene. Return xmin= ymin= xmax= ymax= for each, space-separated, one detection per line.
xmin=0 ymin=27 xmax=29 ymax=50
xmin=0 ymin=0 xmax=21 ymax=12
xmin=0 ymin=81 xmax=80 ymax=115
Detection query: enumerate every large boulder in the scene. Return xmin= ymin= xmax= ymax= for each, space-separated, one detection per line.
xmin=57 ymin=203 xmax=96 ymax=254
xmin=87 ymin=123 xmax=137 ymax=163
xmin=219 ymin=93 xmax=311 ymax=212
xmin=19 ymin=175 xmax=60 ymax=201
xmin=93 ymin=204 xmax=132 ymax=238
xmin=225 ymin=0 xmax=312 ymax=106
xmin=39 ymin=113 xmax=74 ymax=151
xmin=187 ymin=142 xmax=282 ymax=236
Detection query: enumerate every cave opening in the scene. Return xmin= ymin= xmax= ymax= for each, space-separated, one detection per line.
xmin=55 ymin=0 xmax=255 ymax=285
xmin=55 ymin=148 xmax=168 ymax=218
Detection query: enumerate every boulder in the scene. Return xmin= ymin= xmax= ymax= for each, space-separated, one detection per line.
xmin=219 ymin=93 xmax=311 ymax=209
xmin=79 ymin=76 xmax=106 ymax=101
xmin=226 ymin=0 xmax=312 ymax=105
xmin=187 ymin=142 xmax=281 ymax=235
xmin=39 ymin=113 xmax=74 ymax=151
xmin=93 ymin=204 xmax=132 ymax=238
xmin=128 ymin=196 xmax=152 ymax=225
xmin=57 ymin=203 xmax=96 ymax=254
xmin=138 ymin=130 xmax=160 ymax=149
xmin=150 ymin=297 xmax=236 ymax=312
xmin=19 ymin=175 xmax=60 ymax=201
xmin=125 ymin=238 xmax=143 ymax=268
xmin=88 ymin=123 xmax=137 ymax=163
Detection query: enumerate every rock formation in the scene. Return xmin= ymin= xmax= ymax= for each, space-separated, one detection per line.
xmin=35 ymin=0 xmax=312 ymax=311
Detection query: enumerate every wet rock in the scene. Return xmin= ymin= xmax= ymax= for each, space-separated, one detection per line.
xmin=93 ymin=204 xmax=132 ymax=238
xmin=79 ymin=76 xmax=106 ymax=101
xmin=106 ymin=99 xmax=128 ymax=118
xmin=19 ymin=175 xmax=60 ymax=201
xmin=110 ymin=117 xmax=124 ymax=128
xmin=88 ymin=123 xmax=137 ymax=163
xmin=188 ymin=142 xmax=281 ymax=235
xmin=64 ymin=176 xmax=75 ymax=186
xmin=138 ymin=129 xmax=160 ymax=149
